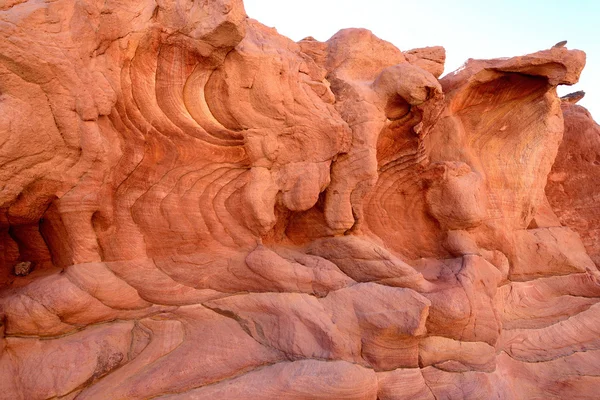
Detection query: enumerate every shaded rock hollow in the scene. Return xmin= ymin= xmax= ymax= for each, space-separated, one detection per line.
xmin=0 ymin=0 xmax=599 ymax=399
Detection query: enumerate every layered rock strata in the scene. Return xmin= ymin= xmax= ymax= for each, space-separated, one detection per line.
xmin=0 ymin=1 xmax=599 ymax=399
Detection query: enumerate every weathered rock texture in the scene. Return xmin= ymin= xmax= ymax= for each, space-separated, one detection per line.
xmin=546 ymin=101 xmax=600 ymax=267
xmin=0 ymin=1 xmax=599 ymax=399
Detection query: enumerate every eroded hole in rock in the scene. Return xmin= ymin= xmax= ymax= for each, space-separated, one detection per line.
xmin=385 ymin=94 xmax=411 ymax=121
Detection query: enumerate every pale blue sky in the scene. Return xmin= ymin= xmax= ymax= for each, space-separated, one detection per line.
xmin=245 ymin=0 xmax=599 ymax=120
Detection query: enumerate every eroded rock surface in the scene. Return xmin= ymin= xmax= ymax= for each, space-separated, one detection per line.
xmin=546 ymin=100 xmax=600 ymax=267
xmin=0 ymin=1 xmax=599 ymax=399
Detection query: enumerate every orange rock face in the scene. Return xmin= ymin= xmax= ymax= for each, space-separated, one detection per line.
xmin=0 ymin=1 xmax=599 ymax=399
xmin=546 ymin=102 xmax=600 ymax=267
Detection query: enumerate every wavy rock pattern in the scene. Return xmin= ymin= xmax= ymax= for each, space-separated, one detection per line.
xmin=0 ymin=1 xmax=599 ymax=399
xmin=546 ymin=102 xmax=600 ymax=266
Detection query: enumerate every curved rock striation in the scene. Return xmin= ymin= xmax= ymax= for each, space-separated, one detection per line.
xmin=0 ymin=1 xmax=599 ymax=399
xmin=546 ymin=99 xmax=600 ymax=267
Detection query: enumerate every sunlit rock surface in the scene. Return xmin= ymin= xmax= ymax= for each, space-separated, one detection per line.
xmin=0 ymin=1 xmax=599 ymax=398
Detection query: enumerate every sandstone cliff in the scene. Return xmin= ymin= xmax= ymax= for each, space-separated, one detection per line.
xmin=0 ymin=1 xmax=599 ymax=399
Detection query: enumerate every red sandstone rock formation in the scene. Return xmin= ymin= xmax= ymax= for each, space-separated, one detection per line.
xmin=0 ymin=1 xmax=599 ymax=399
xmin=546 ymin=98 xmax=600 ymax=267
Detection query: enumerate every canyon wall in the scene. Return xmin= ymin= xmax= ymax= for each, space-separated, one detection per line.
xmin=1 ymin=1 xmax=599 ymax=399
